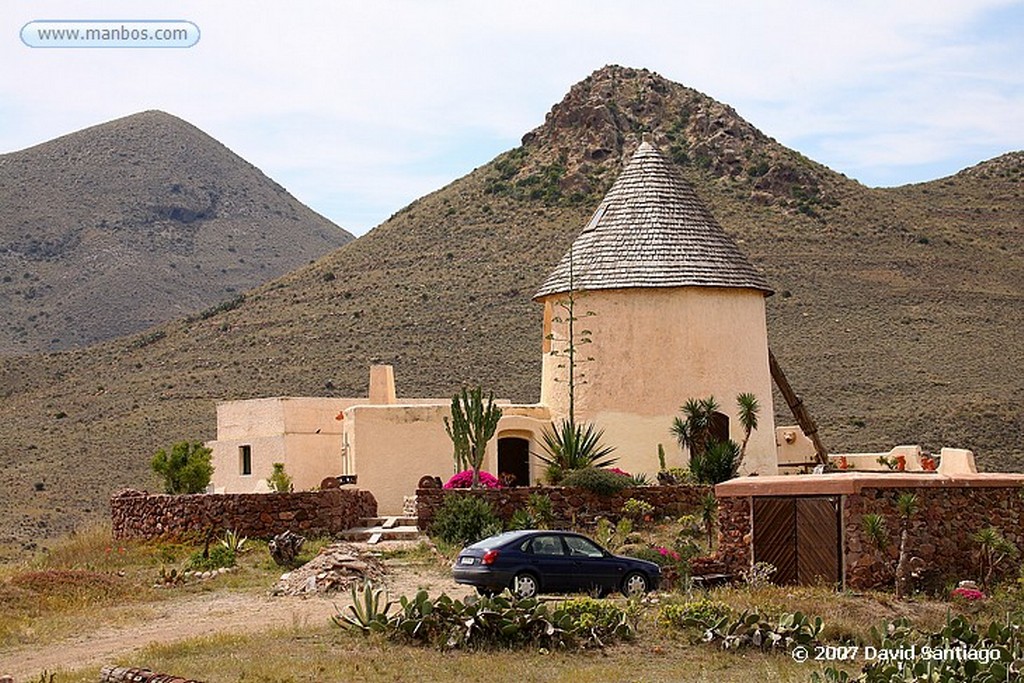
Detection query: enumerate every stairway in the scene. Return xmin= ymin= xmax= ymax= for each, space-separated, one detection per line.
xmin=340 ymin=516 xmax=422 ymax=544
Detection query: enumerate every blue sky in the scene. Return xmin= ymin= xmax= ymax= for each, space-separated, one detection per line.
xmin=4 ymin=1 xmax=1023 ymax=235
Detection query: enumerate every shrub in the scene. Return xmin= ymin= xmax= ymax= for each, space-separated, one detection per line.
xmin=622 ymin=498 xmax=655 ymax=523
xmin=659 ymin=598 xmax=732 ymax=631
xmin=185 ymin=545 xmax=236 ymax=572
xmin=429 ymin=495 xmax=503 ymax=547
xmin=537 ymin=420 xmax=617 ymax=484
xmin=444 ymin=470 xmax=501 ymax=489
xmin=689 ymin=440 xmax=740 ymax=485
xmin=561 ymin=467 xmax=630 ymax=496
xmin=150 ymin=441 xmax=213 ymax=494
xmin=266 ymin=462 xmax=293 ymax=492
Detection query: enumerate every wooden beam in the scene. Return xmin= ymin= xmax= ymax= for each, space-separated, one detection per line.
xmin=769 ymin=349 xmax=828 ymax=463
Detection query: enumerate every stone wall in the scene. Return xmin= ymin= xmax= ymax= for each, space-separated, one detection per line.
xmin=416 ymin=485 xmax=711 ymax=531
xmin=715 ymin=496 xmax=751 ymax=576
xmin=715 ymin=483 xmax=1024 ymax=589
xmin=844 ymin=486 xmax=1024 ymax=589
xmin=111 ymin=488 xmax=377 ymax=541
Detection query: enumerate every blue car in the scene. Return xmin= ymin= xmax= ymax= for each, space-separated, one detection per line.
xmin=452 ymin=529 xmax=660 ymax=599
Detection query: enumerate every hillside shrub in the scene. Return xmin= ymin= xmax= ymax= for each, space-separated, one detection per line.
xmin=561 ymin=467 xmax=630 ymax=496
xmin=150 ymin=441 xmax=213 ymax=494
xmin=429 ymin=495 xmax=502 ymax=547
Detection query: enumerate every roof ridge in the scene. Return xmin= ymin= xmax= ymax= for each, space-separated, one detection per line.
xmin=534 ymin=141 xmax=772 ymax=299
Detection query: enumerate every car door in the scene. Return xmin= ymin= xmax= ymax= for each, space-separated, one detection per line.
xmin=563 ymin=535 xmax=621 ymax=592
xmin=525 ymin=534 xmax=574 ymax=592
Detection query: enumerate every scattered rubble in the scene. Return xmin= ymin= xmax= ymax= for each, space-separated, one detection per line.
xmin=271 ymin=542 xmax=386 ymax=596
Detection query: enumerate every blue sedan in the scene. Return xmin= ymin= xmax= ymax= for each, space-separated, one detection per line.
xmin=452 ymin=530 xmax=660 ymax=599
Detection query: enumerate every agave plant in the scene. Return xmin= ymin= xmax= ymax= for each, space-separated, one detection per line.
xmin=535 ymin=419 xmax=617 ymax=484
xmin=334 ymin=580 xmax=393 ymax=633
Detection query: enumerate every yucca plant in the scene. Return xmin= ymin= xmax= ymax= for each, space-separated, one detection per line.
xmin=972 ymin=525 xmax=1019 ymax=588
xmin=535 ymin=419 xmax=617 ymax=484
xmin=735 ymin=392 xmax=760 ymax=467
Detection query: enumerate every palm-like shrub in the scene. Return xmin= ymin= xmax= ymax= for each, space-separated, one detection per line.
xmin=688 ymin=440 xmax=740 ymax=485
xmin=536 ymin=419 xmax=617 ymax=484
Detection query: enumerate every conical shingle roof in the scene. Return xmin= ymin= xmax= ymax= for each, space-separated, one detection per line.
xmin=534 ymin=141 xmax=772 ymax=299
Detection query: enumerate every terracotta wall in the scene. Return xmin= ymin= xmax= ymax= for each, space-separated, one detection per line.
xmin=110 ymin=488 xmax=377 ymax=540
xmin=416 ymin=485 xmax=711 ymax=531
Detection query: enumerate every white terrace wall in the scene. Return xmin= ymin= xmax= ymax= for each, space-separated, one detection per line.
xmin=345 ymin=403 xmax=551 ymax=514
xmin=210 ymin=397 xmax=364 ymax=493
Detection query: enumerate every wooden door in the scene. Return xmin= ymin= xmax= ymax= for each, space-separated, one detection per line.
xmin=752 ymin=496 xmax=840 ymax=586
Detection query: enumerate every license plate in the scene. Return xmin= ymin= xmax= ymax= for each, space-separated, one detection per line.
xmin=459 ymin=556 xmax=475 ymax=565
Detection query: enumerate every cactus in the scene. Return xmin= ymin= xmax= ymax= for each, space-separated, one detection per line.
xmin=443 ymin=387 xmax=502 ymax=488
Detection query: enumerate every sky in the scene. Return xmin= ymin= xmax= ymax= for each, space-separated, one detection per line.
xmin=4 ymin=1 xmax=1023 ymax=236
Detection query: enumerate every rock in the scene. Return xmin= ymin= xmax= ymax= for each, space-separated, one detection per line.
xmin=268 ymin=530 xmax=305 ymax=566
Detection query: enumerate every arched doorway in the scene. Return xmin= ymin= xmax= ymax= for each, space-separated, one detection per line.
xmin=497 ymin=437 xmax=530 ymax=487
xmin=710 ymin=412 xmax=730 ymax=444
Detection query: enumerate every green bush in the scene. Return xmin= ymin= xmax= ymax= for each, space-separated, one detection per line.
xmin=429 ymin=495 xmax=502 ymax=547
xmin=151 ymin=441 xmax=214 ymax=494
xmin=185 ymin=544 xmax=235 ymax=572
xmin=266 ymin=462 xmax=293 ymax=492
xmin=561 ymin=467 xmax=630 ymax=496
xmin=659 ymin=598 xmax=732 ymax=630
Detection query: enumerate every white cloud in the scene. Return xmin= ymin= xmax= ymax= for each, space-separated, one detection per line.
xmin=3 ymin=0 xmax=1022 ymax=232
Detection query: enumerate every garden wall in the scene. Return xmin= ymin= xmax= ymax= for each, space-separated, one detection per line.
xmin=110 ymin=488 xmax=377 ymax=541
xmin=714 ymin=473 xmax=1024 ymax=590
xmin=415 ymin=485 xmax=711 ymax=531
xmin=844 ymin=485 xmax=1024 ymax=589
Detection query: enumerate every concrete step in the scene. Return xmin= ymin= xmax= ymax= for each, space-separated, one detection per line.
xmin=359 ymin=516 xmax=418 ymax=528
xmin=339 ymin=525 xmax=423 ymax=543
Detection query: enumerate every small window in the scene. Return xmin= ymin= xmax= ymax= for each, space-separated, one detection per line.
xmin=530 ymin=535 xmax=566 ymax=556
xmin=239 ymin=445 xmax=252 ymax=475
xmin=564 ymin=535 xmax=605 ymax=558
xmin=582 ymin=202 xmax=608 ymax=233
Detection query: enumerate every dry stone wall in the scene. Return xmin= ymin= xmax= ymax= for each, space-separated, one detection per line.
xmin=715 ymin=484 xmax=1024 ymax=589
xmin=844 ymin=486 xmax=1024 ymax=590
xmin=715 ymin=496 xmax=751 ymax=576
xmin=416 ymin=485 xmax=711 ymax=531
xmin=111 ymin=488 xmax=377 ymax=541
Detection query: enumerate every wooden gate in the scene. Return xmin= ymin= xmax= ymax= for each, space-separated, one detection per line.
xmin=752 ymin=496 xmax=841 ymax=586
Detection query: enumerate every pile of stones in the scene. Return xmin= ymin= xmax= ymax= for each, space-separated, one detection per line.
xmin=271 ymin=541 xmax=386 ymax=596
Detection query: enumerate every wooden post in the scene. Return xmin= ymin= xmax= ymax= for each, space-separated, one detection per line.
xmin=768 ymin=349 xmax=828 ymax=464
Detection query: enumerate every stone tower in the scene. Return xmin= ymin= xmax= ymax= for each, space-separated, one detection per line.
xmin=534 ymin=140 xmax=778 ymax=475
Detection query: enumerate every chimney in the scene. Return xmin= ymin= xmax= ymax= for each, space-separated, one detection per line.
xmin=368 ymin=365 xmax=396 ymax=405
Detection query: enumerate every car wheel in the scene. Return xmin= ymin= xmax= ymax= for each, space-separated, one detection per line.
xmin=621 ymin=571 xmax=650 ymax=597
xmin=512 ymin=572 xmax=539 ymax=599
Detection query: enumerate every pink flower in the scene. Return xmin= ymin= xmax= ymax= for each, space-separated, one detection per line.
xmin=607 ymin=467 xmax=632 ymax=478
xmin=950 ymin=587 xmax=986 ymax=601
xmin=443 ymin=470 xmax=502 ymax=489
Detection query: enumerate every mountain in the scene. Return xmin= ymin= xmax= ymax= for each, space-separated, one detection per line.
xmin=1 ymin=66 xmax=1022 ymax=559
xmin=0 ymin=111 xmax=353 ymax=353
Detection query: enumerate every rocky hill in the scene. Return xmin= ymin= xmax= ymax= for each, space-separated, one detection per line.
xmin=0 ymin=111 xmax=353 ymax=353
xmin=1 ymin=66 xmax=1021 ymax=558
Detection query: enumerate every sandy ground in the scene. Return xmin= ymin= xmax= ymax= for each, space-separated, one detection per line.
xmin=1 ymin=544 xmax=464 ymax=680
